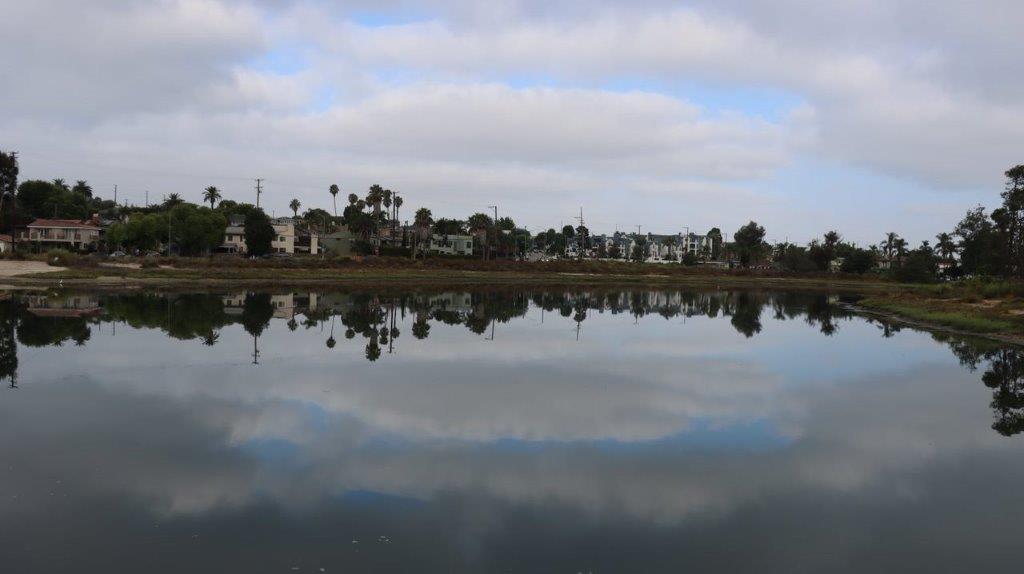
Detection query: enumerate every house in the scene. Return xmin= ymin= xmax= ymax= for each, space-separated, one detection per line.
xmin=426 ymin=234 xmax=474 ymax=256
xmin=220 ymin=216 xmax=299 ymax=254
xmin=321 ymin=227 xmax=354 ymax=257
xmin=0 ymin=234 xmax=11 ymax=253
xmin=294 ymin=228 xmax=320 ymax=256
xmin=17 ymin=217 xmax=103 ymax=251
xmin=270 ymin=218 xmax=296 ymax=254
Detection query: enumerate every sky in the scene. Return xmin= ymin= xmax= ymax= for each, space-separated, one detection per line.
xmin=2 ymin=0 xmax=1022 ymax=245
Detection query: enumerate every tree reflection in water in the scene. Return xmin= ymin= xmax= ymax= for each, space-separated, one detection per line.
xmin=0 ymin=289 xmax=1020 ymax=436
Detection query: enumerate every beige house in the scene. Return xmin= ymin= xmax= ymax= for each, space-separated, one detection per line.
xmin=221 ymin=217 xmax=302 ymax=255
xmin=17 ymin=218 xmax=103 ymax=251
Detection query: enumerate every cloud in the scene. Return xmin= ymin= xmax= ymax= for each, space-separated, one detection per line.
xmin=3 ymin=0 xmax=1022 ymax=241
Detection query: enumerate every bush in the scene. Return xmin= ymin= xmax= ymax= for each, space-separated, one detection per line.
xmin=840 ymin=248 xmax=876 ymax=274
xmin=681 ymin=252 xmax=699 ymax=266
xmin=45 ymin=249 xmax=77 ymax=267
xmin=140 ymin=258 xmax=160 ymax=269
xmin=892 ymin=251 xmax=938 ymax=283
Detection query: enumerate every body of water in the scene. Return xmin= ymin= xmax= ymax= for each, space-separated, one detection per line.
xmin=0 ymin=288 xmax=1021 ymax=572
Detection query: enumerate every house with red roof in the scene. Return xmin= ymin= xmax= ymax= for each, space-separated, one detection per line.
xmin=16 ymin=216 xmax=103 ymax=251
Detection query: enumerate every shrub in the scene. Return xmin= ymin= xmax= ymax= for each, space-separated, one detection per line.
xmin=140 ymin=258 xmax=159 ymax=269
xmin=45 ymin=249 xmax=77 ymax=267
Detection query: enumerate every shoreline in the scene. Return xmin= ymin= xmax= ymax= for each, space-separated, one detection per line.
xmin=2 ymin=263 xmax=1021 ymax=344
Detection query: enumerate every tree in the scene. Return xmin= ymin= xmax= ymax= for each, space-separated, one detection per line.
xmin=630 ymin=238 xmax=648 ymax=262
xmin=935 ymin=232 xmax=956 ymax=261
xmin=467 ymin=213 xmax=493 ymax=232
xmin=329 ymin=184 xmax=340 ymax=216
xmin=244 ymin=208 xmax=275 ymax=256
xmin=168 ymin=204 xmax=228 ymax=256
xmin=840 ymin=248 xmax=877 ymax=274
xmin=562 ymin=225 xmax=575 ymax=239
xmin=163 ymin=193 xmax=184 ymax=209
xmin=955 ymin=206 xmax=999 ymax=276
xmin=733 ymin=221 xmax=766 ymax=267
xmin=289 ymin=198 xmax=301 ymax=218
xmin=893 ymin=247 xmax=938 ymax=283
xmin=72 ymin=180 xmax=92 ymax=198
xmin=707 ymin=227 xmax=723 ymax=260
xmin=0 ymin=151 xmax=18 ymax=232
xmin=203 ymin=186 xmax=222 ymax=208
xmin=432 ymin=218 xmax=465 ymax=235
xmin=17 ymin=180 xmax=58 ymax=217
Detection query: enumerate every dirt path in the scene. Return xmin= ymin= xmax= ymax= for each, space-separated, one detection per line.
xmin=0 ymin=261 xmax=65 ymax=277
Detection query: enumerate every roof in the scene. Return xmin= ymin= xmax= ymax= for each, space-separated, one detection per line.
xmin=27 ymin=218 xmax=100 ymax=229
xmin=0 ymin=234 xmax=11 ymax=243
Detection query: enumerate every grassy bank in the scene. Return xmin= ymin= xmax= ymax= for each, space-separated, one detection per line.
xmin=4 ymin=256 xmax=901 ymax=292
xmin=856 ymin=290 xmax=1024 ymax=341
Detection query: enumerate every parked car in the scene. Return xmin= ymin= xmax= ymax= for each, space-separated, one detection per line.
xmin=109 ymin=251 xmax=127 ymax=258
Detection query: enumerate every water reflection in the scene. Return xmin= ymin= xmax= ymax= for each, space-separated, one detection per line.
xmin=1 ymin=288 xmax=1023 ymax=572
xmin=1 ymin=289 xmax=1017 ymax=438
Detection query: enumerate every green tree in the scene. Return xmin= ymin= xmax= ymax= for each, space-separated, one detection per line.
xmin=289 ymin=198 xmax=301 ymax=218
xmin=169 ymin=204 xmax=227 ymax=256
xmin=0 ymin=151 xmax=19 ymax=231
xmin=244 ymin=208 xmax=275 ymax=256
xmin=935 ymin=232 xmax=956 ymax=261
xmin=840 ymin=248 xmax=877 ymax=274
xmin=432 ymin=218 xmax=465 ymax=235
xmin=733 ymin=221 xmax=766 ymax=267
xmin=72 ymin=180 xmax=92 ymax=198
xmin=707 ymin=227 xmax=723 ymax=260
xmin=203 ymin=186 xmax=222 ymax=208
xmin=630 ymin=238 xmax=648 ymax=262
xmin=17 ymin=180 xmax=59 ymax=217
xmin=163 ymin=193 xmax=184 ymax=209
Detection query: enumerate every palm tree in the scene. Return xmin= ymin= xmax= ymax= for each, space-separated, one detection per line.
xmin=72 ymin=180 xmax=92 ymax=198
xmin=383 ymin=189 xmax=393 ymax=236
xmin=52 ymin=178 xmax=69 ymax=191
xmin=203 ymin=186 xmax=221 ymax=208
xmin=347 ymin=193 xmax=358 ymax=205
xmin=394 ymin=195 xmax=403 ymax=237
xmin=935 ymin=232 xmax=956 ymax=261
xmin=164 ymin=193 xmax=183 ymax=209
xmin=882 ymin=232 xmax=900 ymax=260
xmin=289 ymin=198 xmax=301 ymax=218
xmin=414 ymin=208 xmax=433 ymax=254
xmin=329 ymin=184 xmax=339 ymax=216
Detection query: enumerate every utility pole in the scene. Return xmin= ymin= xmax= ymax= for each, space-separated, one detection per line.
xmin=574 ymin=207 xmax=585 ymax=259
xmin=145 ymin=190 xmax=149 ymax=207
xmin=113 ymin=184 xmax=118 ymax=206
xmin=255 ymin=178 xmax=264 ymax=209
xmin=488 ymin=205 xmax=497 ymax=260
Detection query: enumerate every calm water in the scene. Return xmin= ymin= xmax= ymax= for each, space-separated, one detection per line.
xmin=1 ymin=288 xmax=1022 ymax=573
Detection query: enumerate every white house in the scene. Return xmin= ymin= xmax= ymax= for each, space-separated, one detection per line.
xmin=426 ymin=234 xmax=474 ymax=256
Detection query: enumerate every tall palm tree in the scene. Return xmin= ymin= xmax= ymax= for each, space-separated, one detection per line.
xmin=72 ymin=180 xmax=93 ymax=198
xmin=203 ymin=186 xmax=221 ymax=208
xmin=882 ymin=232 xmax=900 ymax=260
xmin=164 ymin=193 xmax=183 ymax=209
xmin=366 ymin=184 xmax=385 ymax=253
xmin=394 ymin=195 xmax=404 ymax=245
xmin=382 ymin=189 xmax=395 ymax=240
xmin=935 ymin=232 xmax=956 ymax=261
xmin=414 ymin=208 xmax=433 ymax=243
xmin=329 ymin=184 xmax=339 ymax=216
xmin=289 ymin=198 xmax=301 ymax=218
